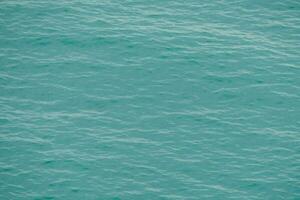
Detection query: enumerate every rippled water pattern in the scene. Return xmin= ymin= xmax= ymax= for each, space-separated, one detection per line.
xmin=1 ymin=1 xmax=300 ymax=199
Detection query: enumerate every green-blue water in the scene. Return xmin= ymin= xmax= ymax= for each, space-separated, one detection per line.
xmin=1 ymin=1 xmax=300 ymax=199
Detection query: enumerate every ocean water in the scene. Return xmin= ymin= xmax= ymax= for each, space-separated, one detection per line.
xmin=0 ymin=0 xmax=300 ymax=199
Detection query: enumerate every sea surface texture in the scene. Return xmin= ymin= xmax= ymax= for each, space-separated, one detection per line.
xmin=0 ymin=1 xmax=300 ymax=199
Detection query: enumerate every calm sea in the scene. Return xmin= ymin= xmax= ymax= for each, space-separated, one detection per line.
xmin=1 ymin=1 xmax=300 ymax=199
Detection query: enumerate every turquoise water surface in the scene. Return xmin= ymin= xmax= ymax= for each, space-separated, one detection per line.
xmin=1 ymin=1 xmax=300 ymax=199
